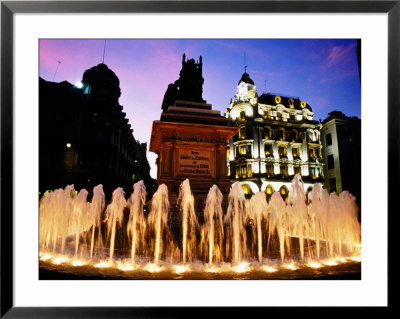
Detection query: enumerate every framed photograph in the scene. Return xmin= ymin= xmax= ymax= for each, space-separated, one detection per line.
xmin=1 ymin=0 xmax=396 ymax=317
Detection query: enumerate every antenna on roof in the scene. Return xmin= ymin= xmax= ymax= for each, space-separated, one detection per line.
xmin=52 ymin=60 xmax=62 ymax=81
xmin=244 ymin=52 xmax=248 ymax=73
xmin=102 ymin=40 xmax=107 ymax=64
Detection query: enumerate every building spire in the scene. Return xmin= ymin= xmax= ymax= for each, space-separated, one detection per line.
xmin=52 ymin=60 xmax=62 ymax=81
xmin=102 ymin=40 xmax=107 ymax=64
xmin=244 ymin=52 xmax=248 ymax=73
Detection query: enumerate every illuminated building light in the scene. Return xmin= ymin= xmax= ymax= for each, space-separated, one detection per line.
xmin=74 ymin=81 xmax=83 ymax=88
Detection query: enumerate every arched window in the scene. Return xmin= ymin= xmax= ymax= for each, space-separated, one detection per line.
xmin=242 ymin=184 xmax=254 ymax=198
xmin=279 ymin=185 xmax=289 ymax=199
xmin=265 ymin=185 xmax=275 ymax=195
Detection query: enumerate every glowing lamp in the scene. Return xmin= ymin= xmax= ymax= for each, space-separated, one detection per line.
xmin=74 ymin=81 xmax=83 ymax=88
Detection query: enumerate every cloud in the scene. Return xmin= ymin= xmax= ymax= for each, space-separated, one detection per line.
xmin=325 ymin=43 xmax=356 ymax=69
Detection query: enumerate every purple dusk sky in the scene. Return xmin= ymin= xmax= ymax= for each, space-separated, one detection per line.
xmin=39 ymin=39 xmax=361 ymax=178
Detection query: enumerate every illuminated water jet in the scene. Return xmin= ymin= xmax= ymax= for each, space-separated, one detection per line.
xmin=39 ymin=175 xmax=361 ymax=279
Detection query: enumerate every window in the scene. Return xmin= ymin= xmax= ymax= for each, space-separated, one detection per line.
xmin=246 ymin=144 xmax=252 ymax=156
xmin=279 ymin=185 xmax=289 ymax=199
xmin=326 ymin=133 xmax=332 ymax=146
xmin=329 ymin=178 xmax=336 ymax=193
xmin=264 ymin=144 xmax=272 ymax=156
xmin=264 ymin=128 xmax=270 ymax=139
xmin=327 ymin=155 xmax=334 ymax=170
xmin=240 ymin=165 xmax=247 ymax=178
xmin=309 ymin=166 xmax=316 ymax=179
xmin=239 ymin=111 xmax=246 ymax=121
xmin=277 ymin=129 xmax=285 ymax=141
xmin=266 ymin=163 xmax=274 ymax=176
xmin=239 ymin=127 xmax=246 ymax=139
xmin=292 ymin=147 xmax=299 ymax=158
xmin=278 ymin=146 xmax=287 ymax=157
xmin=294 ymin=166 xmax=301 ymax=176
xmin=265 ymin=185 xmax=275 ymax=195
xmin=280 ymin=164 xmax=288 ymax=177
xmin=239 ymin=145 xmax=247 ymax=155
xmin=84 ymin=84 xmax=91 ymax=95
xmin=247 ymin=164 xmax=253 ymax=177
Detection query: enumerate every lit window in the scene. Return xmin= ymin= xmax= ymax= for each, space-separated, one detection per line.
xmin=280 ymin=164 xmax=288 ymax=177
xmin=247 ymin=164 xmax=252 ymax=177
xmin=84 ymin=84 xmax=91 ymax=94
xmin=279 ymin=186 xmax=289 ymax=199
xmin=292 ymin=147 xmax=299 ymax=158
xmin=264 ymin=127 xmax=270 ymax=139
xmin=265 ymin=185 xmax=275 ymax=195
xmin=239 ymin=127 xmax=246 ymax=139
xmin=278 ymin=146 xmax=287 ymax=157
xmin=240 ymin=165 xmax=247 ymax=178
xmin=264 ymin=144 xmax=272 ymax=156
xmin=239 ymin=145 xmax=247 ymax=155
xmin=266 ymin=163 xmax=274 ymax=176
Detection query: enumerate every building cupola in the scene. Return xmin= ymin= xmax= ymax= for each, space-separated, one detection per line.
xmin=82 ymin=63 xmax=121 ymax=103
xmin=238 ymin=72 xmax=255 ymax=85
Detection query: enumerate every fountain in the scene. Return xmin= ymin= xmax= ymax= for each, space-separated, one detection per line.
xmin=39 ymin=175 xmax=361 ymax=279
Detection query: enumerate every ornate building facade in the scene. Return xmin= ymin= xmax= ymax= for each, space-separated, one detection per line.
xmin=225 ymin=72 xmax=324 ymax=198
xmin=39 ymin=63 xmax=155 ymax=199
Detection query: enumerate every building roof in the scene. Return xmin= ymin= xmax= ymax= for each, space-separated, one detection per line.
xmin=238 ymin=72 xmax=255 ymax=85
xmin=258 ymin=92 xmax=312 ymax=112
xmin=322 ymin=110 xmax=360 ymax=124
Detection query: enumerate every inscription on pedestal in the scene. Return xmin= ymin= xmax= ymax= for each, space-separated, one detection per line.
xmin=177 ymin=149 xmax=213 ymax=177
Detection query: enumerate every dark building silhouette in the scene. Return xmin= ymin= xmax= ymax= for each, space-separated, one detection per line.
xmin=161 ymin=54 xmax=206 ymax=112
xmin=356 ymin=39 xmax=361 ymax=82
xmin=39 ymin=63 xmax=156 ymax=199
xmin=321 ymin=111 xmax=361 ymax=208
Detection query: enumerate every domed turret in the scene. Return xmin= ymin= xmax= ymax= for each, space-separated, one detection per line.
xmin=238 ymin=72 xmax=255 ymax=85
xmin=82 ymin=63 xmax=121 ymax=103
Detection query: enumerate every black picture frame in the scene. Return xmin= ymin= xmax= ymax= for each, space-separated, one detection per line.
xmin=1 ymin=1 xmax=396 ymax=317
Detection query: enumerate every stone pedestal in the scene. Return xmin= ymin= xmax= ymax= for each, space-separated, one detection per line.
xmin=150 ymin=115 xmax=238 ymax=219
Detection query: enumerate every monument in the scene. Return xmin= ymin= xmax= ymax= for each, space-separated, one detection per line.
xmin=150 ymin=54 xmax=238 ymax=217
